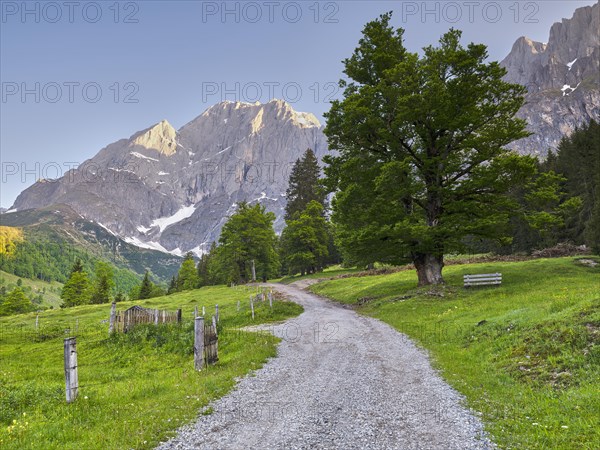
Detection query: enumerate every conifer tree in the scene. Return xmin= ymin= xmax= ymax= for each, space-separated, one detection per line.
xmin=138 ymin=271 xmax=154 ymax=299
xmin=285 ymin=149 xmax=326 ymax=221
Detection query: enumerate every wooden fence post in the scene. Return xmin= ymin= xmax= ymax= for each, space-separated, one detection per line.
xmin=194 ymin=305 xmax=198 ymax=318
xmin=154 ymin=309 xmax=159 ymax=325
xmin=64 ymin=337 xmax=78 ymax=403
xmin=109 ymin=302 xmax=116 ymax=334
xmin=251 ymin=259 xmax=256 ymax=282
xmin=177 ymin=309 xmax=182 ymax=323
xmin=194 ymin=317 xmax=204 ymax=371
xmin=269 ymin=291 xmax=273 ymax=309
xmin=237 ymin=300 xmax=240 ymax=312
xmin=35 ymin=314 xmax=39 ymax=332
xmin=250 ymin=296 xmax=255 ymax=320
xmin=202 ymin=306 xmax=205 ymax=316
xmin=215 ymin=304 xmax=219 ymax=323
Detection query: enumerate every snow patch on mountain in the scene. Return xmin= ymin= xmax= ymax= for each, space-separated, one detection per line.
xmin=130 ymin=152 xmax=159 ymax=162
xmin=150 ymin=205 xmax=197 ymax=232
xmin=124 ymin=236 xmax=172 ymax=254
xmin=137 ymin=225 xmax=152 ymax=234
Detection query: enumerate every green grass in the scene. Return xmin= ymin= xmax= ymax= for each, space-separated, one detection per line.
xmin=0 ymin=284 xmax=302 ymax=449
xmin=276 ymin=264 xmax=362 ymax=284
xmin=0 ymin=270 xmax=63 ymax=309
xmin=310 ymin=257 xmax=600 ymax=450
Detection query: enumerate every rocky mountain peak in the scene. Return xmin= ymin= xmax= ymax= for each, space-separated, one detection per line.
xmin=130 ymin=120 xmax=178 ymax=156
xmin=501 ymin=1 xmax=599 ymax=156
xmin=12 ymin=99 xmax=328 ymax=256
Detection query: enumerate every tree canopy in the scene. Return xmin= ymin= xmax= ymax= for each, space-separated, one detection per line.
xmin=280 ymin=201 xmax=330 ymax=276
xmin=324 ymin=13 xmax=534 ymax=285
xmin=285 ymin=149 xmax=327 ymax=221
xmin=212 ymin=202 xmax=279 ymax=283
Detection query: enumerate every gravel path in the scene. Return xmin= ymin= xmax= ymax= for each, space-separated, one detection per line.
xmin=157 ymin=281 xmax=495 ymax=450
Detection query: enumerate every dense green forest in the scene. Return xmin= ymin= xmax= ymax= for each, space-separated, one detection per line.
xmin=0 ymin=230 xmax=142 ymax=293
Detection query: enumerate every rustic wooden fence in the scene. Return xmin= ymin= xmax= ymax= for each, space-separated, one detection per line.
xmin=204 ymin=320 xmax=218 ymax=365
xmin=111 ymin=305 xmax=182 ymax=333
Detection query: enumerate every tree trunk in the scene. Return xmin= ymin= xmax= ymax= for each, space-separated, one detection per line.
xmin=413 ymin=253 xmax=445 ymax=286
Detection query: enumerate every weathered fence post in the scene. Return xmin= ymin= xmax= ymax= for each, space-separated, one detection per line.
xmin=194 ymin=305 xmax=198 ymax=318
xmin=177 ymin=309 xmax=182 ymax=323
xmin=269 ymin=291 xmax=273 ymax=309
xmin=237 ymin=300 xmax=240 ymax=312
xmin=35 ymin=314 xmax=39 ymax=332
xmin=109 ymin=302 xmax=116 ymax=334
xmin=251 ymin=259 xmax=256 ymax=282
xmin=154 ymin=309 xmax=159 ymax=325
xmin=194 ymin=317 xmax=204 ymax=371
xmin=215 ymin=304 xmax=219 ymax=323
xmin=250 ymin=296 xmax=255 ymax=320
xmin=202 ymin=305 xmax=205 ymax=316
xmin=212 ymin=315 xmax=217 ymax=332
xmin=64 ymin=337 xmax=78 ymax=403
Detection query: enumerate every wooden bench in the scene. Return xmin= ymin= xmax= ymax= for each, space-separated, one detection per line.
xmin=464 ymin=273 xmax=502 ymax=287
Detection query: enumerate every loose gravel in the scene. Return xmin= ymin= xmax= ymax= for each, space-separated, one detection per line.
xmin=157 ymin=281 xmax=495 ymax=450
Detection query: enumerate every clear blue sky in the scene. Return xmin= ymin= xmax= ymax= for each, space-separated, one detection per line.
xmin=1 ymin=0 xmax=596 ymax=207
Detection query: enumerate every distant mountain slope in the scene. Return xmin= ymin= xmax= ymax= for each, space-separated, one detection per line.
xmin=0 ymin=204 xmax=181 ymax=288
xmin=11 ymin=99 xmax=328 ymax=255
xmin=501 ymin=2 xmax=600 ymax=156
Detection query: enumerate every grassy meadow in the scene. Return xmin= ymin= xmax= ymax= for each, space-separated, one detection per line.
xmin=0 ymin=270 xmax=63 ymax=309
xmin=0 ymin=284 xmax=302 ymax=449
xmin=310 ymin=257 xmax=600 ymax=450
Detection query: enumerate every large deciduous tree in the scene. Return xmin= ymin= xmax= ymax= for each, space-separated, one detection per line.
xmin=0 ymin=287 xmax=32 ymax=316
xmin=213 ymin=202 xmax=279 ymax=283
xmin=324 ymin=13 xmax=534 ymax=285
xmin=61 ymin=259 xmax=91 ymax=307
xmin=176 ymin=252 xmax=199 ymax=291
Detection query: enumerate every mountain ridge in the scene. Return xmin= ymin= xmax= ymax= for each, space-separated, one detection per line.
xmin=10 ymin=99 xmax=329 ymax=256
xmin=8 ymin=3 xmax=599 ymax=255
xmin=501 ymin=2 xmax=599 ymax=156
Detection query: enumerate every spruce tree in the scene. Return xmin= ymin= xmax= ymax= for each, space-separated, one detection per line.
xmin=167 ymin=275 xmax=177 ymax=295
xmin=280 ymin=201 xmax=330 ymax=275
xmin=138 ymin=271 xmax=154 ymax=299
xmin=284 ymin=149 xmax=326 ymax=221
xmin=89 ymin=261 xmax=114 ymax=304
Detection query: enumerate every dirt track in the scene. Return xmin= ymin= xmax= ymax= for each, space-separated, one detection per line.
xmin=157 ymin=281 xmax=494 ymax=450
